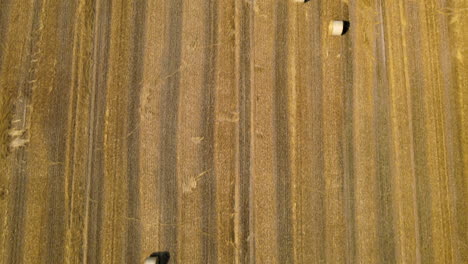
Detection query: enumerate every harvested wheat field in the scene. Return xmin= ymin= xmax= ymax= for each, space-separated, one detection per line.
xmin=0 ymin=0 xmax=467 ymax=263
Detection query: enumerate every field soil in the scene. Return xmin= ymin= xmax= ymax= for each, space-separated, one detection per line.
xmin=0 ymin=0 xmax=467 ymax=263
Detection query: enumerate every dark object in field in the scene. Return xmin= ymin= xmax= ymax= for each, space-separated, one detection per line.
xmin=144 ymin=252 xmax=170 ymax=264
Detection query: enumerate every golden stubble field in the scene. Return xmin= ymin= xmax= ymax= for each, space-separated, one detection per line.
xmin=0 ymin=0 xmax=467 ymax=263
